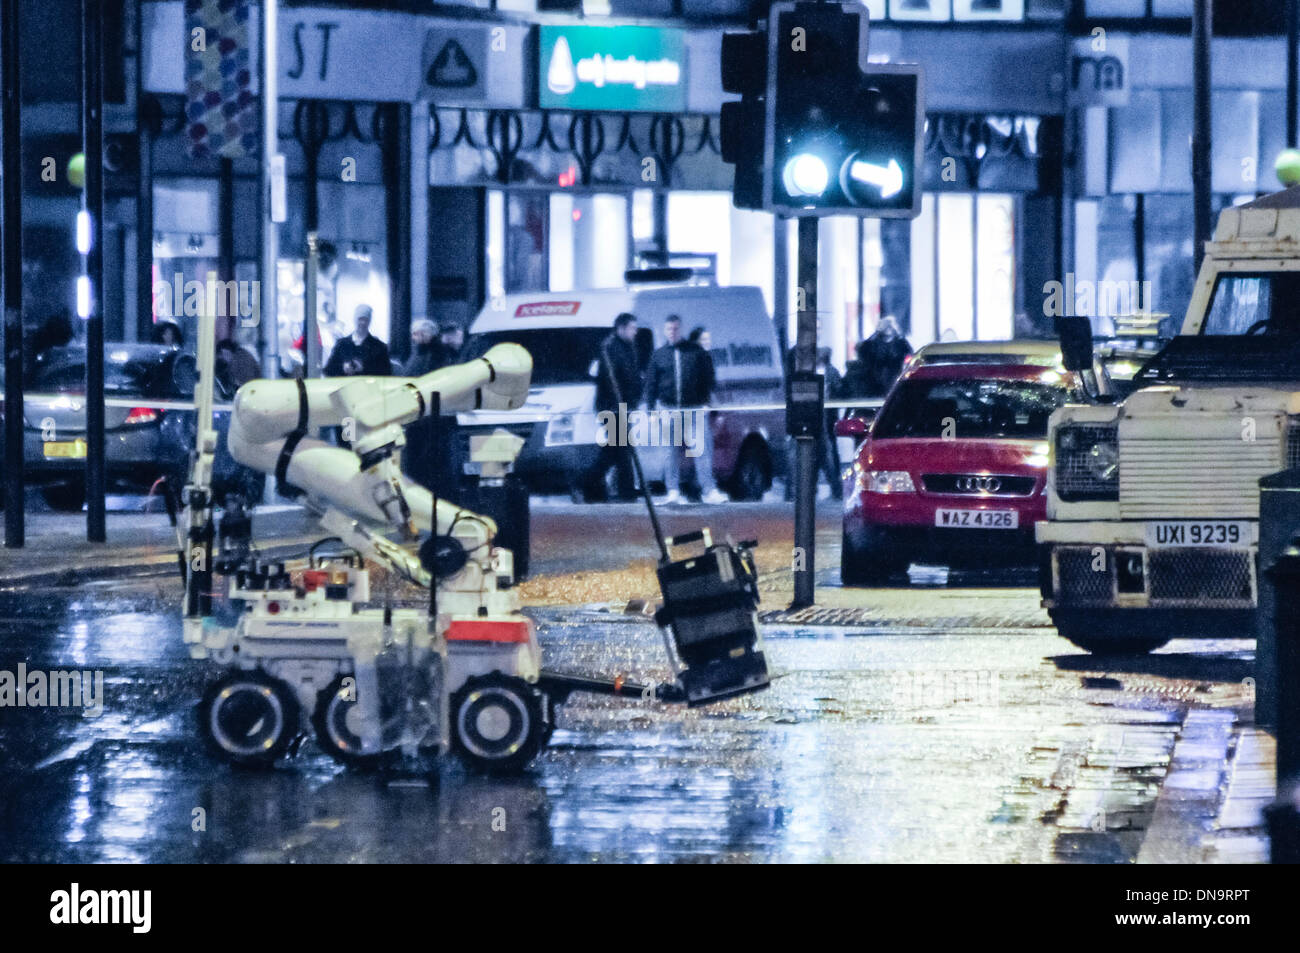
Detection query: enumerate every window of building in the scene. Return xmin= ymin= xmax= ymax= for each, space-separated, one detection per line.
xmin=911 ymin=192 xmax=1017 ymax=345
xmin=890 ymin=0 xmax=952 ymax=21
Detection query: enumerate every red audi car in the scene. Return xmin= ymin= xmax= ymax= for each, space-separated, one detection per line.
xmin=838 ymin=342 xmax=1110 ymax=585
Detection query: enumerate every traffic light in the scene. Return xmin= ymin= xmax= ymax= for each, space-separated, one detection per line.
xmin=719 ymin=1 xmax=924 ymax=219
xmin=768 ymin=1 xmax=922 ymax=218
xmin=719 ymin=28 xmax=768 ymax=211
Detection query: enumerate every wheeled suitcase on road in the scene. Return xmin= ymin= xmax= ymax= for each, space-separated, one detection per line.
xmin=654 ymin=529 xmax=769 ymax=706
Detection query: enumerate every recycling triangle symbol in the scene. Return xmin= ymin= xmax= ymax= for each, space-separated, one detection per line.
xmin=428 ymin=39 xmax=477 ymax=88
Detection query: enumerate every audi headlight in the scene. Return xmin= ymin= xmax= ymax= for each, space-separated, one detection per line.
xmin=866 ymin=470 xmax=915 ymax=494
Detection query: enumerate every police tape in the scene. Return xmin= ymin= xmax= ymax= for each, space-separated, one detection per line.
xmin=98 ymin=398 xmax=884 ymax=417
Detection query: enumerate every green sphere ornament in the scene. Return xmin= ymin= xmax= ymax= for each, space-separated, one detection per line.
xmin=1276 ymin=148 xmax=1300 ymax=187
xmin=67 ymin=153 xmax=86 ymax=189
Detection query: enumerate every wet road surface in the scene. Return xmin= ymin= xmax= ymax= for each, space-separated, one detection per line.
xmin=0 ymin=579 xmax=1259 ymax=863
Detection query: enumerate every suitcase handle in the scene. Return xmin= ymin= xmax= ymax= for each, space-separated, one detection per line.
xmin=665 ymin=528 xmax=713 ymax=558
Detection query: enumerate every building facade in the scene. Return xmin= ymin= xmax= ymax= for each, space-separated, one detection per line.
xmin=11 ymin=0 xmax=1297 ymax=373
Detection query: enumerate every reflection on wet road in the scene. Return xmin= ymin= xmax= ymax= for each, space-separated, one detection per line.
xmin=0 ymin=590 xmax=1258 ymax=863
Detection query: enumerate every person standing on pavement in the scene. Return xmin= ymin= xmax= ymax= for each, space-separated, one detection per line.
xmin=438 ymin=321 xmax=466 ymax=366
xmin=403 ymin=319 xmax=444 ymax=376
xmin=325 ymin=304 xmax=391 ymax=377
xmin=855 ymin=315 xmax=913 ymax=397
xmin=215 ymin=339 xmax=262 ymax=397
xmin=785 ymin=344 xmax=844 ymax=499
xmin=817 ymin=346 xmax=844 ymax=495
xmin=581 ymin=312 xmax=642 ymax=502
xmin=644 ymin=316 xmax=727 ymax=505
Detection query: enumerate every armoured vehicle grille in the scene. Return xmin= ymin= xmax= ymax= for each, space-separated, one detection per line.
xmin=1148 ymin=549 xmax=1254 ymax=606
xmin=1055 ymin=547 xmax=1113 ymax=605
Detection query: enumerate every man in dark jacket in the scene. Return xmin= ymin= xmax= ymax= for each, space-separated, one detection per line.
xmin=644 ymin=316 xmax=725 ymax=504
xmin=325 ymin=304 xmax=391 ymax=377
xmin=582 ymin=312 xmax=642 ymax=502
xmin=845 ymin=316 xmax=912 ymax=398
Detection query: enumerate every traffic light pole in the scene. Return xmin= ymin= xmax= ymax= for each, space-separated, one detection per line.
xmin=82 ymin=0 xmax=106 ymax=542
xmin=791 ymin=216 xmax=817 ymax=610
xmin=1191 ymin=0 xmax=1212 ymax=272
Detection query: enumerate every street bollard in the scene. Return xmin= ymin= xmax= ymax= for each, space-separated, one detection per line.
xmin=1256 ymin=469 xmax=1300 ymax=728
xmin=1267 ymin=779 xmax=1300 ymax=864
xmin=475 ymin=473 xmax=531 ymax=580
xmin=1265 ymin=535 xmax=1300 ymax=782
xmin=1265 ymin=535 xmax=1300 ymax=863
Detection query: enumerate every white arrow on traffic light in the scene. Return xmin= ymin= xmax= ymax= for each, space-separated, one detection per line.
xmin=848 ymin=158 xmax=904 ymax=199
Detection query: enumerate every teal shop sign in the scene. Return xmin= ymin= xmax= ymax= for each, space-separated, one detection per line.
xmin=538 ymin=25 xmax=688 ymax=112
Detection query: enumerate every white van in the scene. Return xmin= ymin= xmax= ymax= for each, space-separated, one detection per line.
xmin=457 ymin=279 xmax=787 ymax=499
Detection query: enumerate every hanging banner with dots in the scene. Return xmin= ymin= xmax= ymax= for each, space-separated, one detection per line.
xmin=184 ymin=0 xmax=258 ymax=161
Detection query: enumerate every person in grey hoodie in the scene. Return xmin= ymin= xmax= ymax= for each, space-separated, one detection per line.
xmin=643 ymin=316 xmax=726 ymax=504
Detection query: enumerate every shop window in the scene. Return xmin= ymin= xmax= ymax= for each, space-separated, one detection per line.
xmin=1072 ymin=194 xmax=1139 ymax=336
xmin=953 ymin=0 xmax=1024 ymax=21
xmin=976 ymin=194 xmax=1015 ymax=340
xmin=682 ymin=0 xmax=754 ymax=16
xmin=890 ymin=0 xmax=951 ymax=21
xmin=1140 ymin=194 xmax=1193 ymax=335
xmin=1025 ymin=0 xmax=1066 ymax=19
xmin=1084 ymin=0 xmax=1144 ymax=16
xmin=549 ymin=192 xmax=627 ymax=291
xmin=668 ymin=192 xmax=733 ymax=282
xmin=910 ymin=192 xmax=1017 ymax=345
xmin=937 ymin=194 xmax=974 ymax=340
xmin=487 ymin=190 xmax=551 ymax=295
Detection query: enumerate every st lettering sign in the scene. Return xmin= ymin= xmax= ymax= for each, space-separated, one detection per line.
xmin=538 ymin=25 xmax=688 ymax=113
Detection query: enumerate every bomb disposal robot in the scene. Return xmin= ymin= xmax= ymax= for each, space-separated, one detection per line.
xmin=179 ymin=314 xmax=768 ymax=775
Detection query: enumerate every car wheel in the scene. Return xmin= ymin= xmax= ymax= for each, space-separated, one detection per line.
xmin=450 ymin=673 xmax=546 ymax=775
xmin=840 ymin=525 xmax=907 ymax=586
xmin=729 ymin=440 xmax=771 ymax=501
xmin=40 ymin=480 xmax=85 ymax=512
xmin=1050 ymin=611 xmax=1170 ymax=655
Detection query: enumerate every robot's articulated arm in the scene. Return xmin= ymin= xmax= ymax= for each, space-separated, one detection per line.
xmin=226 ymin=343 xmax=531 ymax=582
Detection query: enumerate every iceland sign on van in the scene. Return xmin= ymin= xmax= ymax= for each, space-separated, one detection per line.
xmin=538 ymin=25 xmax=687 ymax=113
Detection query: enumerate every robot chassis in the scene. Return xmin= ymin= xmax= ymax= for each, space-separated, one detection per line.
xmin=178 ymin=319 xmax=766 ymax=776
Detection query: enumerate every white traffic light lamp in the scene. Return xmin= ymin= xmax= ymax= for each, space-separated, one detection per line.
xmin=782 ymin=152 xmax=829 ymax=198
xmin=843 ymin=154 xmax=905 ymax=201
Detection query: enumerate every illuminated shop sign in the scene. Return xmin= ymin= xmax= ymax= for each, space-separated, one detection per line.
xmin=538 ymin=25 xmax=687 ymax=113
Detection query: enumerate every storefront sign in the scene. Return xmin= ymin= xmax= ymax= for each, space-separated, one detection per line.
xmin=538 ymin=25 xmax=687 ymax=113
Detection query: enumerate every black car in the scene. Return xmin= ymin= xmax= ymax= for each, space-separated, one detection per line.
xmin=2 ymin=344 xmax=263 ymax=510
